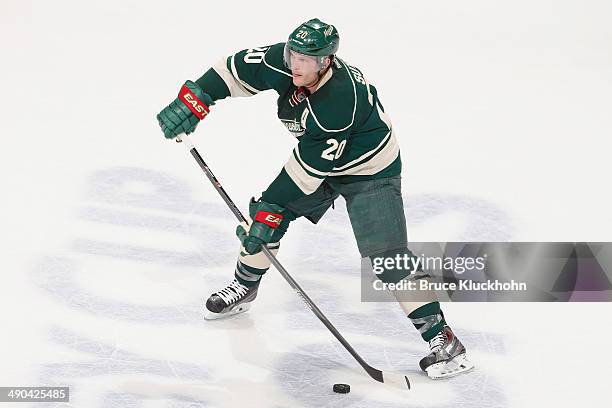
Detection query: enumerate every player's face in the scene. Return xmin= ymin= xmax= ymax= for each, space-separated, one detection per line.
xmin=288 ymin=51 xmax=321 ymax=87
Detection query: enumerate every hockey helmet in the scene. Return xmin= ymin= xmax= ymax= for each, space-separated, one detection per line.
xmin=284 ymin=18 xmax=339 ymax=70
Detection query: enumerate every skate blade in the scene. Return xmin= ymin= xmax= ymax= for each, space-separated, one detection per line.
xmin=426 ymin=354 xmax=475 ymax=380
xmin=203 ymin=302 xmax=252 ymax=320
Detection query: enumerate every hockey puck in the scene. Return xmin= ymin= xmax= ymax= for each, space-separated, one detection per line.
xmin=333 ymin=383 xmax=350 ymax=394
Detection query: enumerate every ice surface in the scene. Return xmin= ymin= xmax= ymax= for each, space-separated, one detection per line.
xmin=1 ymin=0 xmax=611 ymax=407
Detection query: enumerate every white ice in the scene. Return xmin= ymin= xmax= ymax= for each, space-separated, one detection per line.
xmin=1 ymin=0 xmax=611 ymax=407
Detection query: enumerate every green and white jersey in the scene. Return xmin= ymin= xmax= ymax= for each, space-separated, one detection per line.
xmin=195 ymin=42 xmax=401 ymax=207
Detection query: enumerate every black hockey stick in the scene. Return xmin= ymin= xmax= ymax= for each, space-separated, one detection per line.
xmin=176 ymin=135 xmax=411 ymax=390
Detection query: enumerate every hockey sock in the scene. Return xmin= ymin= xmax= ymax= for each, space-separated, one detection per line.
xmin=233 ymin=242 xmax=279 ymax=287
xmin=234 ymin=260 xmax=268 ymax=288
xmin=408 ymin=301 xmax=446 ymax=342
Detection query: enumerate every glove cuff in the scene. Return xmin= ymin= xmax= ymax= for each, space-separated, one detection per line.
xmin=254 ymin=211 xmax=283 ymax=229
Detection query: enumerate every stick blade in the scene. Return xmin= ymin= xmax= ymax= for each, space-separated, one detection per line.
xmin=381 ymin=371 xmax=411 ymax=390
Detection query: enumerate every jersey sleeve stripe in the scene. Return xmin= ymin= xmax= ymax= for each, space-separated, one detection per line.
xmin=212 ymin=58 xmax=254 ymax=97
xmin=228 ymin=55 xmax=261 ymax=95
xmin=284 ymin=153 xmax=326 ymax=194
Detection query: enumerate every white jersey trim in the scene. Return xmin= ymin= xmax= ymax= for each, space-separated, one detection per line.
xmin=376 ymin=99 xmax=392 ymax=131
xmin=212 ymin=58 xmax=253 ymax=98
xmin=331 ymin=130 xmax=391 ymax=172
xmin=284 ymin=153 xmax=326 ymax=194
xmin=313 ymin=68 xmax=333 ymax=91
xmin=229 ymin=55 xmax=261 ymax=95
xmin=294 ymin=147 xmax=329 ymax=177
xmin=300 ymin=108 xmax=309 ymax=129
xmin=330 ymin=130 xmax=399 ymax=176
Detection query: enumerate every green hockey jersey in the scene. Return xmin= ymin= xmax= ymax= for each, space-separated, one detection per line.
xmin=195 ymin=42 xmax=401 ymax=207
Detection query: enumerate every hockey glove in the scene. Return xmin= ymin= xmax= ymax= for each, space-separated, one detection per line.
xmin=236 ymin=199 xmax=288 ymax=255
xmin=156 ymin=80 xmax=214 ymax=139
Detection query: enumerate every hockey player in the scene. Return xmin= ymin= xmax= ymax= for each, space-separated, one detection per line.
xmin=157 ymin=18 xmax=473 ymax=379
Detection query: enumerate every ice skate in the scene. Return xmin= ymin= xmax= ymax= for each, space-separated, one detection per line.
xmin=419 ymin=325 xmax=474 ymax=379
xmin=204 ymin=278 xmax=260 ymax=320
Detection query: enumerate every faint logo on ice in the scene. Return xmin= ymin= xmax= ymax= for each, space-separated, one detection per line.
xmin=34 ymin=167 xmax=237 ymax=324
xmin=31 ymin=167 xmax=249 ymax=406
xmin=30 ymin=166 xmax=514 ymax=407
xmin=39 ymin=327 xmax=210 ymax=407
